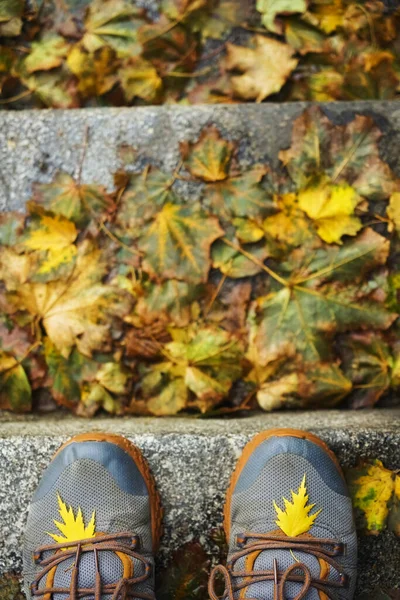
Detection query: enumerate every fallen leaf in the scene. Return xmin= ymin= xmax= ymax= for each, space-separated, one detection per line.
xmin=205 ymin=165 xmax=276 ymax=218
xmin=0 ymin=351 xmax=31 ymax=412
xmin=298 ymin=180 xmax=362 ymax=244
xmin=251 ymin=229 xmax=395 ymax=366
xmin=388 ymin=193 xmax=400 ymax=232
xmin=22 ymin=212 xmax=78 ymax=278
xmin=24 ymin=35 xmax=70 ymax=74
xmin=138 ymin=203 xmax=223 ymax=283
xmin=33 ymin=173 xmax=114 ymax=226
xmin=141 ymin=325 xmax=243 ymax=414
xmin=256 ymin=0 xmax=307 ymax=34
xmin=9 ymin=242 xmax=131 ymax=358
xmin=280 ymin=107 xmax=398 ymax=200
xmin=67 ymin=45 xmax=118 ymax=97
xmin=347 ymin=459 xmax=399 ymax=534
xmin=212 ymin=238 xmax=269 ymax=278
xmin=339 ymin=333 xmax=393 ymax=408
xmin=83 ymin=0 xmax=144 ymax=56
xmin=263 ymin=192 xmax=316 ymax=248
xmin=120 ymin=57 xmax=163 ymax=102
xmin=181 ymin=126 xmax=234 ymax=182
xmin=225 ymin=35 xmax=298 ymax=102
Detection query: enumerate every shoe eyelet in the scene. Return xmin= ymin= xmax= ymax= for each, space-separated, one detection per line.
xmin=33 ymin=551 xmax=41 ymax=564
xmin=333 ymin=542 xmax=345 ymax=556
xmin=131 ymin=535 xmax=140 ymax=549
xmin=236 ymin=534 xmax=246 ymax=548
xmin=340 ymin=573 xmax=349 ymax=588
xmin=145 ymin=563 xmax=152 ymax=577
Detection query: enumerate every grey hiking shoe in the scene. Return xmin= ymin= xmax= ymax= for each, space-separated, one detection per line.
xmin=209 ymin=428 xmax=357 ymax=599
xmin=23 ymin=432 xmax=163 ymax=600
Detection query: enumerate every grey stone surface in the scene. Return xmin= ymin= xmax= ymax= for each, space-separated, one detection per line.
xmin=0 ymin=409 xmax=399 ymax=595
xmin=2 ymin=101 xmax=400 ymax=212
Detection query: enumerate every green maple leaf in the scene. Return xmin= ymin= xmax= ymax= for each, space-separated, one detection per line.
xmin=141 ymin=325 xmax=243 ymax=415
xmin=250 ymin=229 xmax=397 ymax=366
xmin=0 ymin=351 xmax=31 ymax=412
xmin=181 ymin=126 xmax=234 ymax=183
xmin=83 ymin=0 xmax=144 ymax=57
xmin=138 ymin=203 xmax=223 ymax=284
xmin=116 ymin=168 xmax=177 ymax=233
xmin=33 ymin=172 xmax=114 ymax=226
xmin=339 ymin=333 xmax=394 ymax=408
xmin=205 ymin=166 xmax=276 ymax=219
xmin=279 ymin=106 xmax=398 ymax=200
xmin=23 ymin=35 xmax=70 ymax=74
xmin=44 ymin=338 xmax=90 ymax=409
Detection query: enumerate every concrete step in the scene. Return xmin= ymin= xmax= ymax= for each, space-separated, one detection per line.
xmin=2 ymin=100 xmax=400 ymax=212
xmin=0 ymin=409 xmax=399 ymax=598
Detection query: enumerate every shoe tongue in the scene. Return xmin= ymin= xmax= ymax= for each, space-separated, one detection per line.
xmin=39 ymin=549 xmax=145 ymax=600
xmin=234 ymin=547 xmax=322 ymax=600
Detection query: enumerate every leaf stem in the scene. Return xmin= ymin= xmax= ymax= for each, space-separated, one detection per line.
xmin=221 ymin=237 xmax=288 ymax=286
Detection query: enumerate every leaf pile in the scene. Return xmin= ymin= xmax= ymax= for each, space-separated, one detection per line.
xmin=1 ymin=0 xmax=400 ymax=107
xmin=0 ymin=107 xmax=399 ymax=416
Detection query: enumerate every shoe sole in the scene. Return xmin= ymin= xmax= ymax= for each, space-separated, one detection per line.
xmin=53 ymin=432 xmax=164 ymax=551
xmin=223 ymin=428 xmax=346 ymax=540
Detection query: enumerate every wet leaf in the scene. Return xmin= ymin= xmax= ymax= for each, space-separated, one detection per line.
xmin=44 ymin=338 xmax=88 ymax=409
xmin=212 ymin=238 xmax=269 ymax=278
xmin=181 ymin=126 xmax=234 ymax=182
xmin=298 ymin=180 xmax=362 ymax=244
xmin=225 ymin=36 xmax=298 ymax=102
xmin=67 ymin=45 xmax=118 ymax=97
xmin=340 ymin=333 xmax=393 ymax=408
xmin=388 ymin=193 xmax=400 ymax=232
xmin=138 ymin=203 xmax=223 ymax=283
xmin=33 ymin=173 xmax=114 ymax=226
xmin=9 ymin=242 xmax=131 ymax=358
xmin=251 ymin=229 xmax=395 ymax=366
xmin=262 ymin=192 xmax=315 ymax=248
xmin=142 ymin=325 xmax=243 ymax=414
xmin=0 ymin=351 xmax=31 ymax=412
xmin=256 ymin=0 xmax=307 ymax=34
xmin=22 ymin=212 xmax=78 ymax=278
xmin=120 ymin=57 xmax=163 ymax=102
xmin=83 ymin=0 xmax=144 ymax=56
xmin=279 ymin=107 xmax=398 ymax=200
xmin=24 ymin=36 xmax=70 ymax=74
xmin=205 ymin=166 xmax=275 ymax=218
xmin=0 ymin=0 xmax=24 ymax=36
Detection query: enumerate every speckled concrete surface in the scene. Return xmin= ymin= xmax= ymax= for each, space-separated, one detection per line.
xmin=2 ymin=101 xmax=400 ymax=211
xmin=0 ymin=410 xmax=399 ymax=594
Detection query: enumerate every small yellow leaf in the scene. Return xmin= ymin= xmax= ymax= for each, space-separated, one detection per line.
xmin=48 ymin=493 xmax=96 ymax=545
xmin=273 ymin=474 xmax=322 ymax=537
xmin=387 ymin=192 xmax=400 ymax=232
xmin=350 ymin=459 xmax=395 ymax=533
xmin=298 ymin=182 xmax=362 ymax=244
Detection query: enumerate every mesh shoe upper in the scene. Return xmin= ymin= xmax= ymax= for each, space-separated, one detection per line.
xmin=23 ymin=434 xmax=161 ymax=600
xmin=210 ymin=429 xmax=357 ymax=600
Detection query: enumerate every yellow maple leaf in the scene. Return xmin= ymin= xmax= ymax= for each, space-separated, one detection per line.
xmin=298 ymin=181 xmax=362 ymax=244
xmin=23 ymin=214 xmax=77 ymax=275
xmin=273 ymin=475 xmax=322 ymax=537
xmin=48 ymin=493 xmax=96 ymax=545
xmin=225 ymin=36 xmax=298 ymax=102
xmin=11 ymin=242 xmax=130 ymax=357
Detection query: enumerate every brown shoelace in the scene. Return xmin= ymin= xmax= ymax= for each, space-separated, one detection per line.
xmin=30 ymin=532 xmax=154 ymax=600
xmin=208 ymin=532 xmax=349 ymax=600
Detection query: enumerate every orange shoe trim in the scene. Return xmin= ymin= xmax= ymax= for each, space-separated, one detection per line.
xmin=53 ymin=432 xmax=163 ymax=551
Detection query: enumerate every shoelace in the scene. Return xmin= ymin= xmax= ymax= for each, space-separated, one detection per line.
xmin=30 ymin=532 xmax=154 ymax=600
xmin=208 ymin=532 xmax=349 ymax=600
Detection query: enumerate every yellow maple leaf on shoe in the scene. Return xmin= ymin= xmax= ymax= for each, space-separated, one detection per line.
xmin=298 ymin=180 xmax=362 ymax=244
xmin=48 ymin=493 xmax=96 ymax=545
xmin=273 ymin=474 xmax=322 ymax=537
